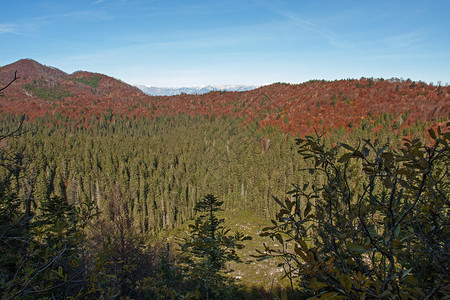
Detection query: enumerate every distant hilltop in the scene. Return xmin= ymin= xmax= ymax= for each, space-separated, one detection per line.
xmin=136 ymin=85 xmax=259 ymax=96
xmin=1 ymin=59 xmax=448 ymax=136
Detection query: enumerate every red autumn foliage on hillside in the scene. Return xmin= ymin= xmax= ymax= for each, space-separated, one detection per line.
xmin=1 ymin=59 xmax=448 ymax=135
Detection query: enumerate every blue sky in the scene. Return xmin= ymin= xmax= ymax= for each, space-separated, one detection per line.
xmin=1 ymin=0 xmax=449 ymax=87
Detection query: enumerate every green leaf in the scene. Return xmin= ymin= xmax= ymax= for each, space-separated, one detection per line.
xmin=257 ymin=255 xmax=274 ymax=262
xmin=295 ymin=238 xmax=309 ymax=251
xmin=272 ymin=196 xmax=284 ymax=207
xmin=351 ymin=150 xmax=365 ymax=158
xmin=338 ymin=152 xmax=352 ymax=163
xmin=428 ymin=128 xmax=437 ymax=140
xmin=304 ymin=201 xmax=312 ymax=217
xmin=310 ymin=278 xmax=328 ymax=291
xmin=381 ymin=152 xmax=394 ymax=167
xmin=383 ymin=176 xmax=393 ymax=188
xmin=400 ymin=268 xmax=413 ymax=280
xmin=340 ymin=143 xmax=355 ymax=152
xmin=279 ymin=208 xmax=290 ymax=215
xmin=320 ymin=292 xmax=346 ymax=299
xmin=339 ymin=274 xmax=352 ymax=294
xmin=275 ymin=233 xmax=284 ymax=244
xmin=367 ymin=227 xmax=378 ymax=239
xmin=394 ymin=225 xmax=401 ymax=239
xmin=362 ymin=146 xmax=370 ymax=157
xmin=294 ymin=247 xmax=308 ymax=260
xmin=346 ymin=242 xmax=369 ymax=253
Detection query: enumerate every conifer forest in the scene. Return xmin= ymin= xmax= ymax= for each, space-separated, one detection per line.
xmin=0 ymin=60 xmax=449 ymax=299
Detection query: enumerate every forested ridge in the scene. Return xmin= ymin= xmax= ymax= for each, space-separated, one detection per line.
xmin=1 ymin=112 xmax=436 ymax=234
xmin=0 ymin=59 xmax=448 ymax=136
xmin=0 ymin=60 xmax=449 ymax=299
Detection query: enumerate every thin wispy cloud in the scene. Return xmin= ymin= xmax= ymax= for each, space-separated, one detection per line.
xmin=383 ymin=30 xmax=427 ymax=49
xmin=91 ymin=0 xmax=107 ymax=5
xmin=0 ymin=24 xmax=16 ymax=34
xmin=255 ymin=1 xmax=352 ymax=49
xmin=59 ymin=10 xmax=113 ymax=21
xmin=2 ymin=8 xmax=114 ymax=39
xmin=280 ymin=11 xmax=351 ymax=49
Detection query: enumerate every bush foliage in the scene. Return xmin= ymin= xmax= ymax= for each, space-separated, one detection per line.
xmin=256 ymin=124 xmax=449 ymax=299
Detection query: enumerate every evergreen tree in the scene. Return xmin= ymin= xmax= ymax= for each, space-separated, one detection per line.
xmin=181 ymin=194 xmax=251 ymax=299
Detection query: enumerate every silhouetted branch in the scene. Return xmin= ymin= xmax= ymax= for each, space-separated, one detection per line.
xmin=0 ymin=70 xmax=19 ymax=93
xmin=0 ymin=118 xmax=24 ymax=141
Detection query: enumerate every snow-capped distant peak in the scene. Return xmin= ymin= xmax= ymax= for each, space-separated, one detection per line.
xmin=136 ymin=85 xmax=259 ymax=96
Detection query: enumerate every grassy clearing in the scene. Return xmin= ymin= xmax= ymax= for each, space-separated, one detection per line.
xmin=154 ymin=209 xmax=291 ymax=294
xmin=220 ymin=209 xmax=291 ymax=292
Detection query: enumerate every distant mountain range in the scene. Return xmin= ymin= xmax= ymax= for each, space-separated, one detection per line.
xmin=136 ymin=85 xmax=259 ymax=96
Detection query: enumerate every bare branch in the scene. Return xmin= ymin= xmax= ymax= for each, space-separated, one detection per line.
xmin=0 ymin=70 xmax=19 ymax=93
xmin=7 ymin=245 xmax=68 ymax=300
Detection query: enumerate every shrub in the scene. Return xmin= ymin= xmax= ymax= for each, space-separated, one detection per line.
xmin=256 ymin=124 xmax=449 ymax=299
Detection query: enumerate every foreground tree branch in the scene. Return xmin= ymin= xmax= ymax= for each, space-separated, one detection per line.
xmin=0 ymin=70 xmax=19 ymax=93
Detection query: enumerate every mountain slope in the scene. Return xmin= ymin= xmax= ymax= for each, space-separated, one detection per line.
xmin=0 ymin=59 xmax=448 ymax=135
xmin=0 ymin=59 xmax=151 ymax=119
